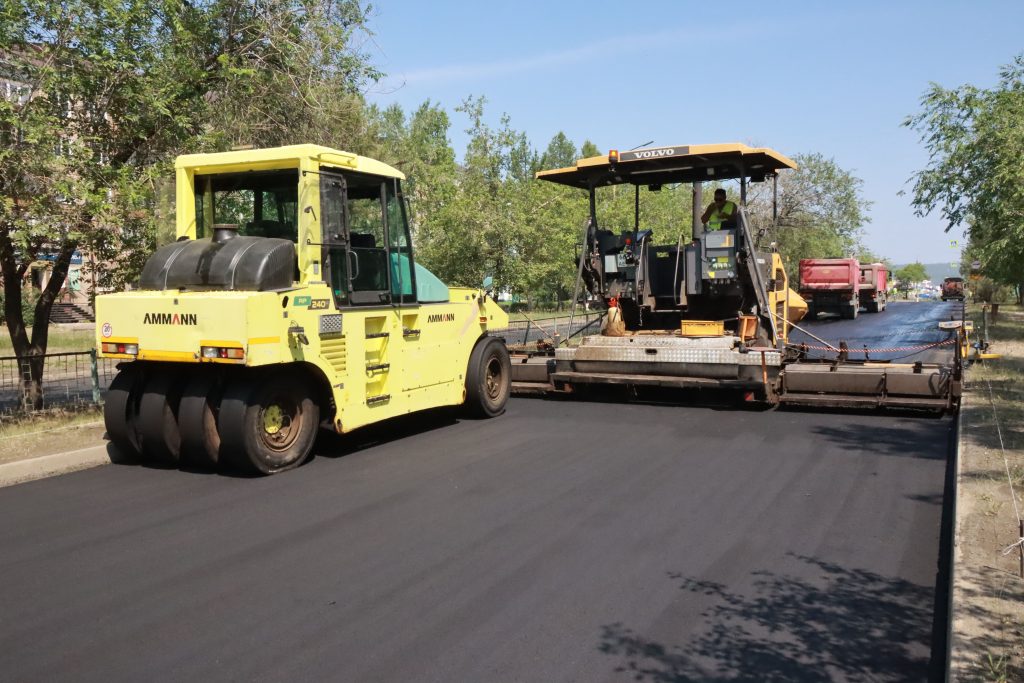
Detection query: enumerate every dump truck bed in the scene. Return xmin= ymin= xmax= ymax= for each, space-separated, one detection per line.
xmin=799 ymin=258 xmax=861 ymax=291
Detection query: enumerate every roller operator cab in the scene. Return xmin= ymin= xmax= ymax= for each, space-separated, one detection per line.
xmin=96 ymin=145 xmax=510 ymax=474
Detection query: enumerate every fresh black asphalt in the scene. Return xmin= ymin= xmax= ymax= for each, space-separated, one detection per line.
xmin=0 ymin=303 xmax=956 ymax=682
xmin=791 ymin=299 xmax=965 ymax=364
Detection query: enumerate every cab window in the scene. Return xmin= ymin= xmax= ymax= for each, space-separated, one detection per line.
xmin=345 ymin=179 xmax=389 ymax=296
xmin=195 ymin=170 xmax=299 ymax=241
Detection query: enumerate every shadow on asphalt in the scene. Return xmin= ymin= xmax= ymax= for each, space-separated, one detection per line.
xmin=906 ymin=492 xmax=947 ymax=506
xmin=517 ymin=386 xmax=776 ymax=412
xmin=313 ymin=405 xmax=461 ymax=460
xmin=106 ymin=442 xmax=262 ymax=479
xmin=520 ymin=386 xmax=953 ymax=421
xmin=597 ymin=554 xmax=942 ymax=682
xmin=107 ymin=406 xmax=464 ymax=477
xmin=809 ymin=420 xmax=951 ymax=460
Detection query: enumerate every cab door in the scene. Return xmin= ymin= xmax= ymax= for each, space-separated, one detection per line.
xmin=320 ymin=171 xmax=399 ymax=411
xmin=320 ymin=172 xmax=352 ymax=308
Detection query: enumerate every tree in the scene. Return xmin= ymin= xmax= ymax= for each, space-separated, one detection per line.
xmin=391 ymin=100 xmax=597 ymax=309
xmin=904 ymin=53 xmax=1024 ymax=303
xmin=579 ymin=140 xmax=601 ymax=158
xmin=205 ymin=1 xmax=380 ymax=151
xmin=895 ymin=262 xmax=929 ymax=291
xmin=746 ymin=153 xmax=874 ymax=269
xmin=366 ymin=100 xmax=458 ymax=244
xmin=856 ymin=248 xmax=889 ymax=266
xmin=415 ymin=96 xmax=547 ymax=295
xmin=538 ymin=132 xmax=578 ymax=170
xmin=0 ymin=0 xmax=379 ymax=408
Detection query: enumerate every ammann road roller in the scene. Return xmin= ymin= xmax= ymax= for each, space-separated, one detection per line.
xmin=97 ymin=145 xmax=510 ymax=474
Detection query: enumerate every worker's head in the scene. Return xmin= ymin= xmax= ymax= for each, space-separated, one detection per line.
xmin=714 ymin=188 xmax=727 ymax=205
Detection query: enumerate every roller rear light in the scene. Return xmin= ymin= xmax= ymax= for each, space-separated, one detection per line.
xmin=101 ymin=342 xmax=138 ymax=355
xmin=201 ymin=346 xmax=245 ymax=361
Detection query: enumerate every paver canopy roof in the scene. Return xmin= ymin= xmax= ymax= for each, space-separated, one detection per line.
xmin=536 ymin=143 xmax=797 ymax=189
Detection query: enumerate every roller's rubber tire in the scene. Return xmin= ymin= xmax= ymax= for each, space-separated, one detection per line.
xmin=178 ymin=372 xmax=223 ymax=469
xmin=137 ymin=367 xmax=186 ymax=466
xmin=218 ymin=369 xmax=319 ymax=475
xmin=464 ymin=337 xmax=511 ymax=418
xmin=104 ymin=364 xmax=144 ymax=460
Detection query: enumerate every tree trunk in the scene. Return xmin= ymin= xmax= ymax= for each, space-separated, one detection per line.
xmin=19 ymin=355 xmax=45 ymax=412
xmin=0 ymin=232 xmax=78 ymax=411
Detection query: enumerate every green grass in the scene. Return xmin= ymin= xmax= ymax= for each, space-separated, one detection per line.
xmin=971 ymin=304 xmax=1024 ymax=344
xmin=0 ymin=326 xmax=95 ymax=356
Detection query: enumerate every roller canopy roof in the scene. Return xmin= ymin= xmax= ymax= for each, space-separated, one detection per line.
xmin=536 ymin=143 xmax=797 ymax=189
xmin=175 ymin=144 xmax=405 ymax=180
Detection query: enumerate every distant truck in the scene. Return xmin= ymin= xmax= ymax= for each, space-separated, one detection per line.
xmin=799 ymin=258 xmax=860 ymax=320
xmin=941 ymin=277 xmax=965 ymax=301
xmin=859 ymin=263 xmax=888 ymax=313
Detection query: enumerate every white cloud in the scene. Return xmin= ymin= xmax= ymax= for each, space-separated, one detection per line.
xmin=389 ymin=24 xmax=752 ymax=87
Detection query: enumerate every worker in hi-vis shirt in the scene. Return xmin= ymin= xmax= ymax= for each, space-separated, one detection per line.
xmin=701 ymin=188 xmax=738 ymax=230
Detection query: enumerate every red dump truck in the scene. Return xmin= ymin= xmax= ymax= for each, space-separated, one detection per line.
xmin=859 ymin=262 xmax=888 ymax=313
xmin=799 ymin=258 xmax=860 ymax=320
xmin=941 ymin=277 xmax=965 ymax=301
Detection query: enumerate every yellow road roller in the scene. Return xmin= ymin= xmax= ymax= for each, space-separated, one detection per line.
xmin=96 ymin=145 xmax=510 ymax=474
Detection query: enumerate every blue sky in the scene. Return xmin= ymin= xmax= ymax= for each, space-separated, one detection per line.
xmin=362 ymin=0 xmax=1021 ymax=264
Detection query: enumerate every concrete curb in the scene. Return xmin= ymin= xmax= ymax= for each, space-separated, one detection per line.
xmin=946 ymin=387 xmax=965 ymax=681
xmin=0 ymin=443 xmax=111 ymax=488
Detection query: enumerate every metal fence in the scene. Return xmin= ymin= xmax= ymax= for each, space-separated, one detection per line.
xmin=0 ymin=351 xmax=119 ymax=414
xmin=493 ymin=312 xmax=604 ymax=347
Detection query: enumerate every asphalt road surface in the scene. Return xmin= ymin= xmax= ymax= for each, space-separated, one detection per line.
xmin=0 ymin=396 xmax=952 ymax=680
xmin=791 ymin=299 xmax=965 ymax=364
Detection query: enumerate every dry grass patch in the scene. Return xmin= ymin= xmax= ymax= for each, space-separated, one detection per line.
xmin=0 ymin=326 xmax=95 ymax=355
xmin=0 ymin=405 xmax=106 ymax=464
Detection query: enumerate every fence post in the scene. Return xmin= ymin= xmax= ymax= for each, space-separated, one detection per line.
xmin=982 ymin=305 xmax=989 ymax=347
xmin=90 ymin=349 xmax=101 ymax=404
xmin=523 ymin=320 xmax=531 ymax=346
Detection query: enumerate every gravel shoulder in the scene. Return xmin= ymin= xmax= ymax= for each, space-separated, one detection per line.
xmin=950 ymin=305 xmax=1024 ymax=681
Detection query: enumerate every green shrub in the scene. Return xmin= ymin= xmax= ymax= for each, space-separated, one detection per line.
xmin=972 ymin=277 xmax=1012 ymax=303
xmin=0 ymin=288 xmax=38 ymax=327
